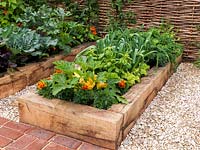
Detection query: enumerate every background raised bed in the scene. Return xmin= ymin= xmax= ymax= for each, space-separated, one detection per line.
xmin=0 ymin=43 xmax=94 ymax=99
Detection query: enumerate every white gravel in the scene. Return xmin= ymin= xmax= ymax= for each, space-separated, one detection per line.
xmin=0 ymin=63 xmax=199 ymax=150
xmin=0 ymin=85 xmax=36 ymax=122
xmin=119 ymin=63 xmax=200 ymax=150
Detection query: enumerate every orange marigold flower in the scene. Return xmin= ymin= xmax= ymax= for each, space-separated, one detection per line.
xmin=90 ymin=26 xmax=96 ymax=31
xmin=92 ymin=30 xmax=97 ymax=35
xmin=97 ymin=82 xmax=107 ymax=89
xmin=118 ymin=80 xmax=126 ymax=88
xmin=55 ymin=69 xmax=63 ymax=74
xmin=90 ymin=26 xmax=97 ymax=35
xmin=82 ymin=85 xmax=89 ymax=90
xmin=37 ymin=81 xmax=46 ymax=90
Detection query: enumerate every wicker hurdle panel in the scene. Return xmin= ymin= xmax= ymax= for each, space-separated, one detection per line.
xmin=74 ymin=0 xmax=200 ymax=60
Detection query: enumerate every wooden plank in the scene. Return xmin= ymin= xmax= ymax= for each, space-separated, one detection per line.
xmin=0 ymin=75 xmax=13 ymax=99
xmin=11 ymin=72 xmax=27 ymax=93
xmin=18 ymin=93 xmax=123 ymax=150
xmin=123 ymin=121 xmax=135 ymax=140
xmin=120 ymin=65 xmax=171 ymax=127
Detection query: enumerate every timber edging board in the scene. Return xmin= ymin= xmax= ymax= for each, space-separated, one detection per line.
xmin=17 ymin=56 xmax=182 ymax=150
xmin=0 ymin=43 xmax=94 ymax=99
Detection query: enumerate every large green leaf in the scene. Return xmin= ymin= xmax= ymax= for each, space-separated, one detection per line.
xmin=52 ymin=74 xmax=67 ymax=95
xmin=53 ymin=60 xmax=75 ymax=75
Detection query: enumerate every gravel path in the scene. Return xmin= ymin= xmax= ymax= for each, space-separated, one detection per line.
xmin=119 ymin=63 xmax=200 ymax=150
xmin=0 ymin=85 xmax=36 ymax=122
xmin=0 ymin=63 xmax=199 ymax=149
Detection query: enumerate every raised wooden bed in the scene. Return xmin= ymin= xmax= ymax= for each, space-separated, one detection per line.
xmin=0 ymin=43 xmax=94 ymax=99
xmin=17 ymin=56 xmax=182 ymax=150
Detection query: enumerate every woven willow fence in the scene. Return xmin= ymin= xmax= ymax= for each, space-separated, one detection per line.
xmin=76 ymin=0 xmax=200 ymax=60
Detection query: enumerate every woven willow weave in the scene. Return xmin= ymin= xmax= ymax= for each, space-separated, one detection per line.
xmin=76 ymin=0 xmax=200 ymax=60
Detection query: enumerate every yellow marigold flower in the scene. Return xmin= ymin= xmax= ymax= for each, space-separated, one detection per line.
xmin=37 ymin=81 xmax=46 ymax=90
xmin=80 ymin=78 xmax=95 ymax=90
xmin=97 ymin=82 xmax=107 ymax=89
xmin=85 ymin=78 xmax=95 ymax=90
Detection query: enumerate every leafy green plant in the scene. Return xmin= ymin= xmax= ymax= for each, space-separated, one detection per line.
xmin=17 ymin=5 xmax=71 ymax=33
xmin=64 ymin=0 xmax=99 ymax=26
xmin=194 ymin=51 xmax=200 ymax=68
xmin=0 ymin=25 xmax=58 ymax=66
xmin=37 ymin=25 xmax=183 ymax=109
xmin=98 ymin=25 xmax=182 ymax=67
xmin=142 ymin=27 xmax=183 ymax=67
xmin=107 ymin=0 xmax=136 ymax=31
xmin=24 ymin=0 xmax=47 ymax=9
xmin=37 ymin=59 xmax=128 ymax=109
xmin=194 ymin=60 xmax=200 ymax=68
xmin=0 ymin=0 xmax=24 ymax=26
xmin=18 ymin=5 xmax=99 ymax=52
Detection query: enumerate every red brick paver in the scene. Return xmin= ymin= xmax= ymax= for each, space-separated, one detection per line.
xmin=0 ymin=118 xmax=9 ymax=126
xmin=24 ymin=139 xmax=48 ymax=150
xmin=27 ymin=128 xmax=55 ymax=140
xmin=79 ymin=143 xmax=109 ymax=150
xmin=51 ymin=135 xmax=82 ymax=149
xmin=0 ymin=117 xmax=110 ymax=150
xmin=0 ymin=127 xmax=23 ymax=140
xmin=43 ymin=142 xmax=69 ymax=150
xmin=0 ymin=135 xmax=12 ymax=148
xmin=4 ymin=121 xmax=32 ymax=132
xmin=6 ymin=134 xmax=36 ymax=149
